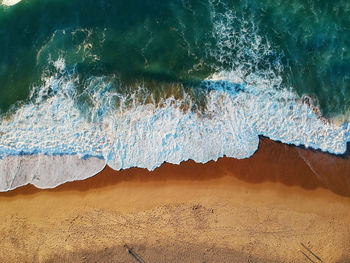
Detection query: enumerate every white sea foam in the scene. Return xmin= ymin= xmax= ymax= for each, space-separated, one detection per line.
xmin=0 ymin=155 xmax=105 ymax=191
xmin=0 ymin=1 xmax=349 ymax=191
xmin=1 ymin=0 xmax=22 ymax=6
xmin=0 ymin=63 xmax=349 ymax=191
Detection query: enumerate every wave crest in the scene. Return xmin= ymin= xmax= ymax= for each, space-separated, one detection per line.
xmin=0 ymin=61 xmax=349 ymax=191
xmin=0 ymin=1 xmax=349 ymax=191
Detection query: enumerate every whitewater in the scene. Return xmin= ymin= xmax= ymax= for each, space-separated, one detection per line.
xmin=0 ymin=0 xmax=349 ymax=191
xmin=0 ymin=57 xmax=349 ymax=191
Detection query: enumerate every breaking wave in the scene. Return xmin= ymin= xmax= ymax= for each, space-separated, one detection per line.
xmin=0 ymin=59 xmax=349 ymax=191
xmin=0 ymin=0 xmax=349 ymax=191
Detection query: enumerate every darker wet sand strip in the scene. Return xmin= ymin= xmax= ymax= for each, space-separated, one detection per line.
xmin=0 ymin=138 xmax=349 ymax=263
xmin=3 ymin=137 xmax=350 ymax=198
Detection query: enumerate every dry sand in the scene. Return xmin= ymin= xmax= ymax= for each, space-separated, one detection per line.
xmin=0 ymin=138 xmax=349 ymax=262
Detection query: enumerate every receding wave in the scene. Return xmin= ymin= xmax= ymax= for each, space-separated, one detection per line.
xmin=0 ymin=0 xmax=349 ymax=191
xmin=0 ymin=58 xmax=349 ymax=191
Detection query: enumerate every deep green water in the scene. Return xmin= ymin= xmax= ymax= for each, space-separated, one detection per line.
xmin=0 ymin=0 xmax=350 ymax=190
xmin=0 ymin=0 xmax=349 ymax=117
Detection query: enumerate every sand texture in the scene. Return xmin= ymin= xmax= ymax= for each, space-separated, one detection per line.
xmin=0 ymin=138 xmax=349 ymax=262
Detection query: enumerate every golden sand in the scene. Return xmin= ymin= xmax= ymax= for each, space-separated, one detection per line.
xmin=0 ymin=138 xmax=349 ymax=262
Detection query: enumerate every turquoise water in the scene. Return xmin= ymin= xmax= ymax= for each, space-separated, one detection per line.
xmin=0 ymin=0 xmax=350 ymax=190
xmin=1 ymin=0 xmax=349 ymax=117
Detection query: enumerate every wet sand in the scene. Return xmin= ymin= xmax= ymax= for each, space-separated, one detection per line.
xmin=0 ymin=138 xmax=350 ymax=262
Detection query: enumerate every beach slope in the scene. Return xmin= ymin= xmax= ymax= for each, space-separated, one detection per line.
xmin=0 ymin=138 xmax=349 ymax=262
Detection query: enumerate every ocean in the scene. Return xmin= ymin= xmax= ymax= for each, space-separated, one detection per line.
xmin=0 ymin=0 xmax=349 ymax=191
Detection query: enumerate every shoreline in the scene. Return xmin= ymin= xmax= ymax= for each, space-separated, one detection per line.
xmin=3 ymin=137 xmax=350 ymax=197
xmin=0 ymin=138 xmax=349 ymax=262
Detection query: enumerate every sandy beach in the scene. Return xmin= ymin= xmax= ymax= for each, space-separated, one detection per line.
xmin=0 ymin=138 xmax=349 ymax=262
xmin=1 ymin=0 xmax=349 ymax=262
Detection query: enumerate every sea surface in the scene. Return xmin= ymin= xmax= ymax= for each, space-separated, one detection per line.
xmin=0 ymin=0 xmax=349 ymax=190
